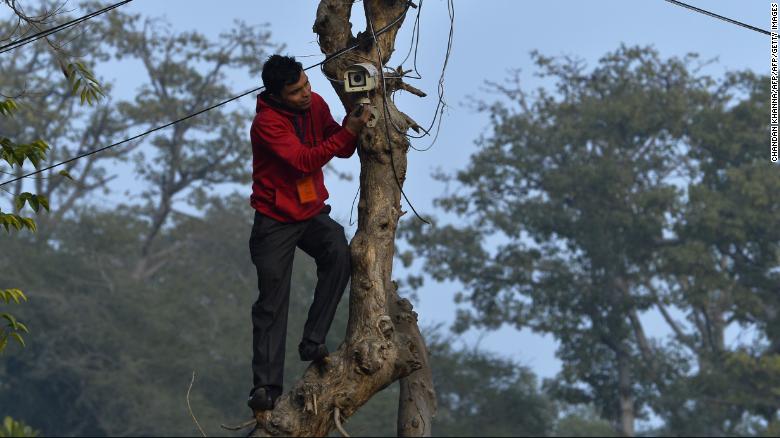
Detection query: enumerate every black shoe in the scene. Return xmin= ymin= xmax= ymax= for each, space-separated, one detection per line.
xmin=298 ymin=340 xmax=329 ymax=362
xmin=247 ymin=387 xmax=274 ymax=411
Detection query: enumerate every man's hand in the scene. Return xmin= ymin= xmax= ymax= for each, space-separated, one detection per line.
xmin=344 ymin=104 xmax=372 ymax=136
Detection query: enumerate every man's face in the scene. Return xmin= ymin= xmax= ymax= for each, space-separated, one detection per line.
xmin=278 ymin=71 xmax=312 ymax=111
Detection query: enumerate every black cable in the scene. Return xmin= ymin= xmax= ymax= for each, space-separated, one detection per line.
xmin=349 ymin=186 xmax=360 ymax=226
xmin=398 ymin=1 xmax=422 ymax=80
xmin=0 ymin=0 xmax=133 ymax=55
xmin=366 ymin=3 xmax=430 ymax=225
xmin=1 ymin=1 xmax=130 ymax=53
xmin=406 ymin=0 xmax=453 ymax=151
xmin=0 ymin=86 xmax=261 ymax=188
xmin=663 ymin=0 xmax=770 ymax=36
xmin=380 ymin=0 xmax=453 ymax=154
xmin=0 ymin=4 xmax=412 ymax=188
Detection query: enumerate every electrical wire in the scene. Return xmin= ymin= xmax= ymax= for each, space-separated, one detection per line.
xmin=374 ymin=0 xmax=453 ymax=154
xmin=366 ymin=2 xmax=430 ymax=225
xmin=1 ymin=0 xmax=764 ymax=190
xmin=398 ymin=0 xmax=422 ymax=80
xmin=405 ymin=0 xmax=453 ymax=151
xmin=0 ymin=4 xmax=413 ymax=189
xmin=663 ymin=0 xmax=770 ymax=36
xmin=349 ymin=185 xmax=360 ymax=226
xmin=1 ymin=85 xmax=261 ymax=189
xmin=0 ymin=0 xmax=134 ymax=55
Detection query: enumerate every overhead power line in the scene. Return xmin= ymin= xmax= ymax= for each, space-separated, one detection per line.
xmin=0 ymin=0 xmax=134 ymax=55
xmin=1 ymin=85 xmax=263 ymax=188
xmin=0 ymin=4 xmax=412 ymax=189
xmin=663 ymin=0 xmax=770 ymax=36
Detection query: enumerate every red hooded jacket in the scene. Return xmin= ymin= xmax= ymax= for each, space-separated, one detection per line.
xmin=250 ymin=91 xmax=357 ymax=222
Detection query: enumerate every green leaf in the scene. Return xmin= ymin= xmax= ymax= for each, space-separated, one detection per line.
xmin=6 ymin=214 xmax=22 ymax=231
xmin=1 ymin=313 xmax=18 ymax=330
xmin=28 ymin=195 xmax=40 ymax=213
xmin=59 ymin=170 xmax=74 ymax=181
xmin=10 ymin=332 xmax=25 ymax=347
xmin=14 ymin=193 xmax=30 ymax=210
xmin=10 ymin=288 xmax=26 ymax=302
xmin=37 ymin=195 xmax=50 ymax=212
xmin=83 ymin=70 xmax=97 ymax=83
xmin=31 ymin=139 xmax=49 ymax=152
xmin=16 ymin=322 xmax=28 ymax=333
xmin=2 ymin=289 xmax=26 ymax=304
xmin=20 ymin=217 xmax=37 ymax=232
xmin=72 ymin=78 xmax=82 ymax=95
xmin=28 ymin=153 xmax=41 ymax=169
xmin=1 ymin=136 xmax=14 ymax=150
xmin=12 ymin=149 xmax=24 ymax=167
xmin=0 ymin=99 xmax=17 ymax=116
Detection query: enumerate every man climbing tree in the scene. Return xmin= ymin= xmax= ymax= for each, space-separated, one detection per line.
xmin=245 ymin=1 xmax=437 ymax=436
xmin=247 ymin=54 xmax=370 ymax=412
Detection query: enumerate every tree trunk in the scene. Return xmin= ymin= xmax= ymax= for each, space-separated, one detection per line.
xmin=249 ymin=1 xmax=435 ymax=435
xmin=617 ymin=351 xmax=635 ymax=437
xmin=396 ymin=295 xmax=436 ymax=437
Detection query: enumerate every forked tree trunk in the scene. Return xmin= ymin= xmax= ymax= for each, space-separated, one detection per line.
xmin=249 ymin=1 xmax=435 ymax=436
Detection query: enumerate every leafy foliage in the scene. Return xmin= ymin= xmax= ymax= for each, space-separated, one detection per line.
xmin=0 ymin=5 xmax=104 ymax=435
xmin=0 ymin=289 xmax=29 ymax=353
xmin=0 ymin=416 xmax=39 ymax=438
xmin=0 ymin=99 xmax=17 ymax=116
xmin=0 ymin=91 xmax=44 ymax=354
xmin=426 ymin=328 xmax=555 ymax=436
xmin=400 ymin=45 xmax=779 ymax=435
xmin=61 ymin=60 xmax=105 ymax=106
xmin=0 ymin=1 xmax=134 ymax=242
xmin=0 ymin=193 xmax=571 ymax=436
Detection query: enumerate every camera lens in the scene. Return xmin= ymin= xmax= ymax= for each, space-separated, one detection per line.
xmin=350 ymin=72 xmax=365 ymax=86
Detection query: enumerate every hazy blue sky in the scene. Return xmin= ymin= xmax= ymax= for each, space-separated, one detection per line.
xmin=5 ymin=0 xmax=771 ymax=384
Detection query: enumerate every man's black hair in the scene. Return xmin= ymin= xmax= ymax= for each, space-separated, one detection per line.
xmin=262 ymin=55 xmax=304 ymax=96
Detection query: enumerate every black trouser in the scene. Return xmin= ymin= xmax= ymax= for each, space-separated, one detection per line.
xmin=248 ymin=206 xmax=350 ymax=394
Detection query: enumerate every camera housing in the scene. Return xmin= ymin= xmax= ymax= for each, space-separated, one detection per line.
xmin=354 ymin=96 xmax=379 ymax=128
xmin=344 ymin=63 xmax=379 ymax=93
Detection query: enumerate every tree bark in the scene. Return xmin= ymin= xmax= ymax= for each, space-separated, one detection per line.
xmin=617 ymin=351 xmax=635 ymax=437
xmin=396 ymin=306 xmax=436 ymax=437
xmin=249 ymin=1 xmax=435 ymax=435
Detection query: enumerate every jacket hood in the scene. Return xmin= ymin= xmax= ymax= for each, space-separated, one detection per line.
xmin=256 ymin=90 xmax=308 ymax=116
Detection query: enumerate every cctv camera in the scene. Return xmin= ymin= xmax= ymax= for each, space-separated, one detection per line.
xmin=344 ymin=63 xmax=379 ymax=93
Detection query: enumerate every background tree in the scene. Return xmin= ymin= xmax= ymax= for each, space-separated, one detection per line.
xmin=1 ymin=2 xmax=110 ymax=434
xmin=94 ymin=5 xmax=278 ymax=280
xmin=1 ymin=0 xmax=120 ymax=241
xmin=1 ymin=190 xmax=579 ymax=437
xmin=425 ymin=328 xmax=554 ymax=437
xmin=399 ymin=45 xmax=779 ymax=436
xmin=0 ymin=97 xmax=38 ymax=354
xmin=652 ymin=68 xmax=780 ymax=436
xmin=0 ymin=1 xmax=274 ymax=433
